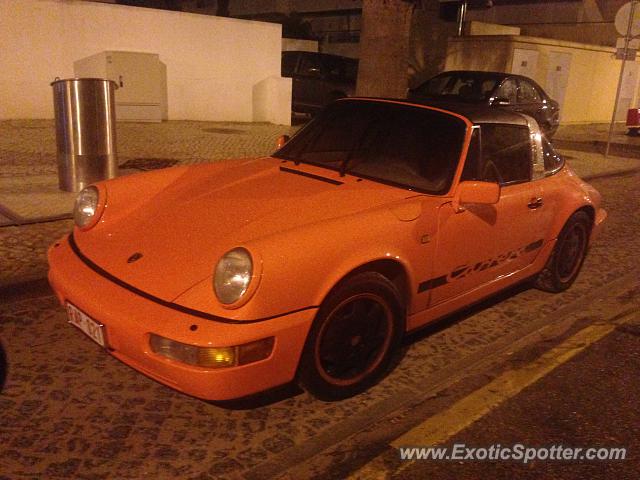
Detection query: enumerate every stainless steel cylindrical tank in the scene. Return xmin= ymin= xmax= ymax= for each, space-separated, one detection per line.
xmin=51 ymin=78 xmax=118 ymax=192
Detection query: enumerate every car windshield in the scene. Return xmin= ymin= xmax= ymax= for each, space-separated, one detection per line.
xmin=274 ymin=101 xmax=467 ymax=194
xmin=419 ymin=73 xmax=500 ymax=103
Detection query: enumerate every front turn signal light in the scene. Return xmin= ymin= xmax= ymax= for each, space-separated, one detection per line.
xmin=149 ymin=334 xmax=274 ymax=369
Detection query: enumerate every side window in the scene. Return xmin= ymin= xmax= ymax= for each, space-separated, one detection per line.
xmin=542 ymin=137 xmax=564 ymax=174
xmin=299 ymin=54 xmax=323 ymax=77
xmin=422 ymin=75 xmax=453 ymax=96
xmin=481 ymin=79 xmax=499 ymax=100
xmin=496 ymin=78 xmax=517 ymax=104
xmin=480 ymin=124 xmax=532 ymax=185
xmin=518 ymin=80 xmax=541 ymax=104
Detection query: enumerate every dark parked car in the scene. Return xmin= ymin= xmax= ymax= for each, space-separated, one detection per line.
xmin=282 ymin=51 xmax=358 ymax=114
xmin=409 ymin=70 xmax=560 ymax=138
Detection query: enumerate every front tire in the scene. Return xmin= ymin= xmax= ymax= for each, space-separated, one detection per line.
xmin=297 ymin=272 xmax=404 ymax=401
xmin=535 ymin=211 xmax=591 ymax=292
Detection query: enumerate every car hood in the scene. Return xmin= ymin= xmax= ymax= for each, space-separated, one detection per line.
xmin=75 ymin=157 xmax=412 ymax=302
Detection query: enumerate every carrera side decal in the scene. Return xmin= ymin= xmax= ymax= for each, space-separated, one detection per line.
xmin=418 ymin=239 xmax=544 ymax=293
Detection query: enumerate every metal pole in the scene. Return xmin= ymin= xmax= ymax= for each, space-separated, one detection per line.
xmin=606 ymin=0 xmax=638 ymax=158
xmin=457 ymin=1 xmax=467 ymax=37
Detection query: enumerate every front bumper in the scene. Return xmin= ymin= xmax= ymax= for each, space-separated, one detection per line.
xmin=48 ymin=235 xmax=315 ymax=401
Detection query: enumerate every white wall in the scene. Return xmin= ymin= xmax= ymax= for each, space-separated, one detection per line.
xmin=0 ymin=0 xmax=291 ymax=124
xmin=253 ymin=76 xmax=292 ymax=125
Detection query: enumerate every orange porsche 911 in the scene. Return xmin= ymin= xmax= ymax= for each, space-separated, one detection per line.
xmin=48 ymin=98 xmax=606 ymax=401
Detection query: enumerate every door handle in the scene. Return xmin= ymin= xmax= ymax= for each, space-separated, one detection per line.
xmin=528 ymin=197 xmax=543 ymax=209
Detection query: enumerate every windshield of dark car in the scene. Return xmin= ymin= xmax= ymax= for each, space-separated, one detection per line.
xmin=418 ymin=74 xmax=499 ymax=103
xmin=274 ymin=101 xmax=467 ymax=194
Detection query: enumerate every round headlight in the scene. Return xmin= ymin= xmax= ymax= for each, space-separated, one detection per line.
xmin=214 ymin=248 xmax=253 ymax=305
xmin=74 ymin=186 xmax=100 ymax=229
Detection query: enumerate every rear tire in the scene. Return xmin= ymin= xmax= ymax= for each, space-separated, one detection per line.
xmin=297 ymin=272 xmax=404 ymax=401
xmin=534 ymin=211 xmax=591 ymax=292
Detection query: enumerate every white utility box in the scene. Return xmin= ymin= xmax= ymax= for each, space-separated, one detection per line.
xmin=74 ymin=51 xmax=166 ymax=122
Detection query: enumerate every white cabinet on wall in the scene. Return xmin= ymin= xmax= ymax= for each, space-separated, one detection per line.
xmin=546 ymin=52 xmax=572 ymax=121
xmin=74 ymin=51 xmax=167 ymax=122
xmin=511 ymin=48 xmax=539 ymax=79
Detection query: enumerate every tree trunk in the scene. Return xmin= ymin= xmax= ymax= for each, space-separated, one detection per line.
xmin=216 ymin=0 xmax=230 ymax=17
xmin=356 ymin=0 xmax=414 ymax=98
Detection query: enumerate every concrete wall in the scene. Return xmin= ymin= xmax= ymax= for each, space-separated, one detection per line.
xmin=468 ymin=21 xmax=520 ymax=36
xmin=465 ymin=0 xmax=620 ymax=48
xmin=445 ymin=35 xmax=628 ymax=124
xmin=282 ymin=38 xmax=318 ymax=52
xmin=0 ymin=0 xmax=291 ymax=124
xmin=409 ymin=2 xmax=458 ymax=89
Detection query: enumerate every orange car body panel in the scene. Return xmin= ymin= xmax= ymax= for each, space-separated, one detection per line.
xmin=48 ymin=238 xmax=316 ymax=400
xmin=48 ymin=99 xmax=606 ymax=400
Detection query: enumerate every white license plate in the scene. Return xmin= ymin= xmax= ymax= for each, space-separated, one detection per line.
xmin=66 ymin=303 xmax=107 ymax=348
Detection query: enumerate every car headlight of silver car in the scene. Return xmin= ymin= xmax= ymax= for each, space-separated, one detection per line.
xmin=74 ymin=186 xmax=101 ymax=229
xmin=214 ymin=248 xmax=253 ymax=305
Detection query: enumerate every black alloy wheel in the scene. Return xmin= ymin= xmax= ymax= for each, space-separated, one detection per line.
xmin=298 ymin=272 xmax=404 ymax=401
xmin=535 ymin=211 xmax=591 ymax=292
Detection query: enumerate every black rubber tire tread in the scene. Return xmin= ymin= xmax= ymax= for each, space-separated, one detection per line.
xmin=534 ymin=211 xmax=591 ymax=293
xmin=297 ymin=272 xmax=404 ymax=401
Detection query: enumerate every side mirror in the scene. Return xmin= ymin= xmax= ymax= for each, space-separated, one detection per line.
xmin=276 ymin=135 xmax=290 ymax=149
xmin=453 ymin=181 xmax=500 ymax=212
xmin=490 ymin=96 xmax=511 ymax=106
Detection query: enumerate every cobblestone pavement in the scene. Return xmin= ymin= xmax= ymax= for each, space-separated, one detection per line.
xmin=0 ymin=119 xmax=300 ymax=220
xmin=0 ymin=119 xmax=299 ymax=178
xmin=0 ymin=168 xmax=637 ymax=479
xmin=0 ymin=220 xmax=73 ymax=289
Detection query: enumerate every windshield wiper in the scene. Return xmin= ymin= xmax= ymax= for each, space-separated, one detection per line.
xmin=274 ymin=153 xmax=302 ymax=166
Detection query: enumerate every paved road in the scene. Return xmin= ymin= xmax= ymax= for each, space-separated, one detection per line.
xmin=384 ymin=311 xmax=640 ymax=480
xmin=0 ymin=172 xmax=638 ymax=479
